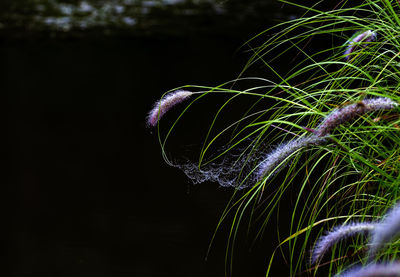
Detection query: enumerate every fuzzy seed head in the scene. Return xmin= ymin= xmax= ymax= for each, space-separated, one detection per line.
xmin=146 ymin=90 xmax=193 ymax=127
xmin=316 ymin=97 xmax=398 ymax=136
xmin=369 ymin=202 xmax=400 ymax=259
xmin=255 ymin=135 xmax=326 ymax=181
xmin=335 ymin=263 xmax=400 ymax=277
xmin=344 ymin=30 xmax=377 ymax=60
xmin=311 ymin=222 xmax=375 ymax=264
xmin=363 ymin=97 xmax=398 ymax=111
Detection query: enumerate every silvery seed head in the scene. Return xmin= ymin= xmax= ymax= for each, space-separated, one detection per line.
xmin=344 ymin=30 xmax=377 ymax=61
xmin=255 ymin=135 xmax=326 ymax=181
xmin=146 ymin=90 xmax=193 ymax=127
xmin=311 ymin=222 xmax=375 ymax=264
xmin=315 ymin=97 xmax=398 ymax=136
xmin=335 ymin=263 xmax=400 ymax=277
xmin=369 ymin=202 xmax=400 ymax=260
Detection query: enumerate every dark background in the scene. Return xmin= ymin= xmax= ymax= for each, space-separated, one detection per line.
xmin=3 ymin=1 xmax=336 ymax=276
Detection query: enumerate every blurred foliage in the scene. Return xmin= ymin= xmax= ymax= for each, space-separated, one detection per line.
xmin=0 ymin=0 xmax=302 ymax=37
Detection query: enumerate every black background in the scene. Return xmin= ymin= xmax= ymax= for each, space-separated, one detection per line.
xmin=3 ymin=1 xmax=337 ymax=276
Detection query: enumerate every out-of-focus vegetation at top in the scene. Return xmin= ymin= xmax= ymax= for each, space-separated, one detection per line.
xmin=0 ymin=0 xmax=301 ymax=37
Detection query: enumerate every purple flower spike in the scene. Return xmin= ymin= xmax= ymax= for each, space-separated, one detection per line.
xmin=369 ymin=202 xmax=400 ymax=260
xmin=315 ymin=97 xmax=398 ymax=136
xmin=344 ymin=30 xmax=377 ymax=61
xmin=255 ymin=135 xmax=326 ymax=181
xmin=146 ymin=90 xmax=193 ymax=127
xmin=335 ymin=263 xmax=400 ymax=277
xmin=311 ymin=222 xmax=375 ymax=264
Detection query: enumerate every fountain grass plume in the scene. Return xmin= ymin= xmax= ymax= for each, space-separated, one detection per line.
xmin=335 ymin=262 xmax=400 ymax=277
xmin=369 ymin=202 xmax=400 ymax=260
xmin=146 ymin=89 xmax=193 ymax=127
xmin=311 ymin=222 xmax=375 ymax=264
xmin=344 ymin=30 xmax=377 ymax=61
xmin=315 ymin=97 xmax=398 ymax=136
xmin=255 ymin=134 xmax=327 ymax=181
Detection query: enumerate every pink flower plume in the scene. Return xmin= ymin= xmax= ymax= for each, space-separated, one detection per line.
xmin=335 ymin=262 xmax=400 ymax=277
xmin=315 ymin=97 xmax=398 ymax=136
xmin=255 ymin=135 xmax=326 ymax=181
xmin=311 ymin=222 xmax=375 ymax=264
xmin=344 ymin=30 xmax=377 ymax=61
xmin=369 ymin=201 xmax=400 ymax=260
xmin=146 ymin=90 xmax=193 ymax=127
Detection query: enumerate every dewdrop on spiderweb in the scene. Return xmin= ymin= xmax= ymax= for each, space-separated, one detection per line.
xmin=344 ymin=30 xmax=377 ymax=61
xmin=311 ymin=222 xmax=375 ymax=264
xmin=146 ymin=89 xmax=193 ymax=127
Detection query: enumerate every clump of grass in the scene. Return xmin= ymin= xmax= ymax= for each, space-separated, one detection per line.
xmin=148 ymin=0 xmax=400 ymax=276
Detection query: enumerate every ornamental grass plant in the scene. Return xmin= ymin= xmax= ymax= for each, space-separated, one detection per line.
xmin=147 ymin=0 xmax=400 ymax=276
